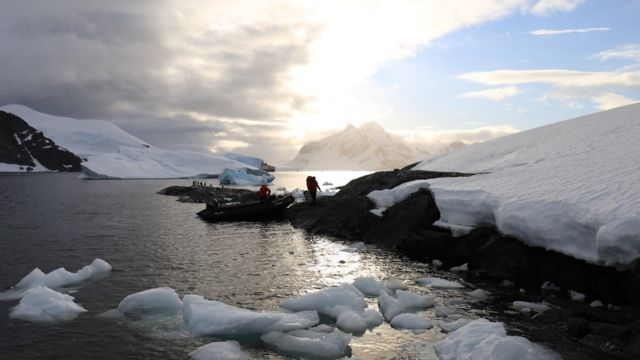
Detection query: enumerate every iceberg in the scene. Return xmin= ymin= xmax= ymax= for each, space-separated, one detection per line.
xmin=219 ymin=167 xmax=275 ymax=186
xmin=9 ymin=287 xmax=87 ymax=323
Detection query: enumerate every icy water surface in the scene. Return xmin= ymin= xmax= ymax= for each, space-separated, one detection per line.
xmin=0 ymin=172 xmax=601 ymax=359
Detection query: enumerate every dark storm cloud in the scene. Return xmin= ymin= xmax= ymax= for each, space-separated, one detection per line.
xmin=0 ymin=1 xmax=315 ymax=157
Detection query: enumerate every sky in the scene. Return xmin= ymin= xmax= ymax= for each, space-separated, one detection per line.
xmin=1 ymin=0 xmax=638 ymax=164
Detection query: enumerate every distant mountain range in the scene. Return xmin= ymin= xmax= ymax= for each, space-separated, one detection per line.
xmin=287 ymin=122 xmax=466 ymax=171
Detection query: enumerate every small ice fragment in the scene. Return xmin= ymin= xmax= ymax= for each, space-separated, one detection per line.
xmin=280 ymin=284 xmax=366 ymax=320
xmin=189 ymin=341 xmax=251 ymax=360
xmin=378 ymin=291 xmax=403 ymax=322
xmin=541 ymin=281 xmax=561 ymax=291
xmin=369 ymin=209 xmax=385 ymax=217
xmin=384 ymin=279 xmax=407 ymax=291
xmin=397 ymin=290 xmax=435 ymax=309
xmin=362 ymin=309 xmax=384 ymax=328
xmin=9 ymin=287 xmax=87 ymax=323
xmin=341 ymin=242 xmax=366 ymax=253
xmin=336 ymin=310 xmax=367 ymax=334
xmin=512 ymin=301 xmax=550 ymax=313
xmin=432 ymin=259 xmax=443 ymax=268
xmin=500 ymin=280 xmax=515 ymax=287
xmin=417 ymin=277 xmax=464 ymax=289
xmin=467 ymin=289 xmax=490 ymax=301
xmin=261 ymin=327 xmax=351 ymax=360
xmin=436 ymin=318 xmax=470 ymax=333
xmin=390 ymin=313 xmax=433 ymax=330
xmin=118 ymin=287 xmax=183 ymax=316
xmin=589 ymin=300 xmax=604 ymax=308
xmin=569 ymin=290 xmax=585 ymax=301
xmin=449 ymin=263 xmax=468 ymax=272
xmin=352 ymin=277 xmax=384 ymax=297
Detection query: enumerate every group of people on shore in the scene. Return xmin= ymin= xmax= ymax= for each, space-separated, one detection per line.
xmin=258 ymin=175 xmax=322 ymax=204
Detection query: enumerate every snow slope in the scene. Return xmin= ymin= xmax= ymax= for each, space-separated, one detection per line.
xmin=287 ymin=122 xmax=419 ymax=171
xmin=413 ymin=103 xmax=640 ymax=266
xmin=0 ymin=105 xmax=248 ymax=179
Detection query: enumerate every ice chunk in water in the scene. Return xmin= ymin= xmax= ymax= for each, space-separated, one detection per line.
xmin=436 ymin=318 xmax=470 ymax=333
xmin=9 ymin=287 xmax=87 ymax=323
xmin=384 ymin=278 xmax=407 ymax=291
xmin=512 ymin=301 xmax=550 ymax=314
xmin=280 ymin=285 xmax=366 ymax=320
xmin=467 ymin=289 xmax=490 ymax=300
xmin=1 ymin=259 xmax=112 ymax=300
xmin=118 ymin=287 xmax=183 ymax=316
xmin=183 ymin=295 xmax=318 ymax=336
xmin=378 ymin=290 xmax=434 ymax=322
xmin=261 ymin=327 xmax=352 ymax=360
xmin=352 ymin=277 xmax=385 ymax=297
xmin=435 ymin=319 xmax=558 ymax=360
xmin=336 ymin=310 xmax=368 ymax=335
xmin=417 ymin=277 xmax=464 ymax=289
xmin=390 ymin=313 xmax=434 ymax=330
xmin=189 ymin=341 xmax=251 ymax=360
xmin=397 ymin=290 xmax=435 ymax=309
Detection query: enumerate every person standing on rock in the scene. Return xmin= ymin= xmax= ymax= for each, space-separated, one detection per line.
xmin=306 ymin=176 xmax=321 ymax=204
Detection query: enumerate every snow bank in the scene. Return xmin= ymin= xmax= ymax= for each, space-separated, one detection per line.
xmin=189 ymin=341 xmax=251 ymax=360
xmin=0 ymin=258 xmax=111 ymax=300
xmin=183 ymin=295 xmax=318 ymax=336
xmin=434 ymin=319 xmax=556 ymax=360
xmin=417 ymin=277 xmax=464 ymax=289
xmin=414 ymin=104 xmax=640 ymax=266
xmin=9 ymin=287 xmax=87 ymax=323
xmin=81 ymin=147 xmax=246 ymax=179
xmin=367 ymin=179 xmax=431 ymax=211
xmin=261 ymin=327 xmax=352 ymax=360
xmin=118 ymin=287 xmax=183 ymax=315
xmin=219 ymin=167 xmax=275 ymax=185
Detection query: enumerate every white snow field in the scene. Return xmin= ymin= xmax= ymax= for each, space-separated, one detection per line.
xmin=412 ymin=103 xmax=640 ymax=266
xmin=189 ymin=341 xmax=252 ymax=360
xmin=9 ymin=287 xmax=88 ymax=323
xmin=0 ymin=104 xmax=248 ymax=178
xmin=0 ymin=258 xmax=112 ymax=300
xmin=434 ymin=319 xmax=559 ymax=360
xmin=118 ymin=287 xmax=183 ymax=316
xmin=182 ymin=294 xmax=319 ymax=336
xmin=261 ymin=327 xmax=352 ymax=360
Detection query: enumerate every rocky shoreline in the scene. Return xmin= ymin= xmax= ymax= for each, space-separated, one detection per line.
xmin=158 ymin=184 xmax=258 ymax=204
xmin=284 ymin=168 xmax=640 ymax=359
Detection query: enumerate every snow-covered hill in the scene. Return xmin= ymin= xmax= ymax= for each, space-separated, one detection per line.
xmin=288 ymin=122 xmax=421 ymax=170
xmin=413 ymin=103 xmax=640 ymax=266
xmin=0 ymin=105 xmax=247 ymax=179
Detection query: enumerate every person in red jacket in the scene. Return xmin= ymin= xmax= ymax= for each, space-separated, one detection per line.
xmin=306 ymin=176 xmax=321 ymax=204
xmin=259 ymin=184 xmax=271 ymax=204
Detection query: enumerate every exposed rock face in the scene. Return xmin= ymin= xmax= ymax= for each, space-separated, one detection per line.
xmin=0 ymin=111 xmax=81 ymax=171
xmin=158 ymin=185 xmax=258 ymax=204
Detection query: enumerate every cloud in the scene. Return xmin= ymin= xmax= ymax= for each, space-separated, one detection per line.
xmin=528 ymin=0 xmax=585 ymax=16
xmin=592 ymin=44 xmax=640 ymax=62
xmin=461 ymin=86 xmax=521 ymax=100
xmin=530 ymin=27 xmax=610 ymax=36
xmin=399 ymin=125 xmax=519 ymax=153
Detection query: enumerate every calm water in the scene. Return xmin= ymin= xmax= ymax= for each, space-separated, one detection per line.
xmin=0 ymin=172 xmax=600 ymax=359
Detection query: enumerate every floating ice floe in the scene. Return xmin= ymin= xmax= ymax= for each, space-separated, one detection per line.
xmin=417 ymin=277 xmax=464 ymax=289
xmin=436 ymin=318 xmax=470 ymax=333
xmin=189 ymin=341 xmax=252 ymax=360
xmin=434 ymin=318 xmax=558 ymax=360
xmin=9 ymin=287 xmax=87 ymax=323
xmin=384 ymin=278 xmax=407 ymax=291
xmin=449 ymin=263 xmax=468 ymax=272
xmin=512 ymin=301 xmax=551 ymax=314
xmin=378 ymin=290 xmax=435 ymax=322
xmin=219 ymin=167 xmax=275 ymax=186
xmin=0 ymin=258 xmax=112 ymax=300
xmin=352 ymin=277 xmax=385 ymax=297
xmin=118 ymin=287 xmax=183 ymax=316
xmin=590 ymin=300 xmax=604 ymax=308
xmin=541 ymin=281 xmax=561 ymax=291
xmin=467 ymin=289 xmax=490 ymax=301
xmin=341 ymin=242 xmax=366 ymax=253
xmin=280 ymin=285 xmax=379 ymax=334
xmin=184 ymin=294 xmax=318 ymax=336
xmin=261 ymin=327 xmax=352 ymax=360
xmin=569 ymin=290 xmax=585 ymax=301
xmin=390 ymin=313 xmax=434 ymax=330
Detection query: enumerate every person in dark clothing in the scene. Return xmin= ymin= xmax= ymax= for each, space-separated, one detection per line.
xmin=306 ymin=176 xmax=321 ymax=204
xmin=259 ymin=184 xmax=271 ymax=204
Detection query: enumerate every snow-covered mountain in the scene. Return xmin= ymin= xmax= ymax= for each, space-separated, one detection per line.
xmin=288 ymin=122 xmax=421 ymax=170
xmin=0 ymin=110 xmax=81 ymax=172
xmin=0 ymin=105 xmax=248 ymax=179
xmin=412 ymin=102 xmax=640 ymax=266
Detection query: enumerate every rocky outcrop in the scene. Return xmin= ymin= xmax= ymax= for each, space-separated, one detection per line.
xmin=285 ymin=168 xmax=640 ymax=358
xmin=158 ymin=184 xmax=258 ymax=204
xmin=0 ymin=111 xmax=81 ymax=171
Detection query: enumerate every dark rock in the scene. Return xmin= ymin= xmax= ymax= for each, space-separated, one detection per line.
xmin=158 ymin=185 xmax=258 ymax=204
xmin=0 ymin=111 xmax=81 ymax=171
xmin=568 ymin=317 xmax=592 ymax=338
